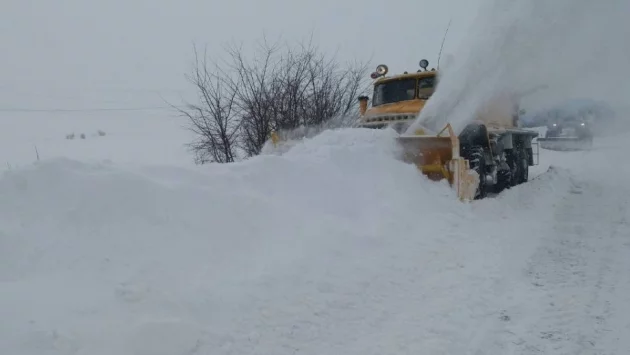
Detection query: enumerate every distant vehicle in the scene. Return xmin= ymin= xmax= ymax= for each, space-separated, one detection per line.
xmin=538 ymin=116 xmax=594 ymax=151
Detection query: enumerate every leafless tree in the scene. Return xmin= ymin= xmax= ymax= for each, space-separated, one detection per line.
xmin=174 ymin=46 xmax=240 ymax=163
xmin=179 ymin=35 xmax=371 ymax=162
xmin=222 ymin=39 xmax=280 ymax=157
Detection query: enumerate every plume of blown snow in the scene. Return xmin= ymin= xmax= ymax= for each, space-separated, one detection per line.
xmin=260 ymin=113 xmax=360 ymax=156
xmin=407 ymin=0 xmax=630 ymax=136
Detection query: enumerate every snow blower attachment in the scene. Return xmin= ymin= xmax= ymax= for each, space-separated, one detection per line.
xmin=397 ymin=124 xmax=479 ymax=201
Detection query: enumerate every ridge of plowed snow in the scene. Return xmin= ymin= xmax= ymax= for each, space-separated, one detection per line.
xmin=0 ymin=127 xmax=586 ymax=354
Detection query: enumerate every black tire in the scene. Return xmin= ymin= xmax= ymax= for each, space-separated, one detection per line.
xmin=506 ymin=149 xmax=520 ymax=186
xmin=520 ymin=153 xmax=529 ymax=183
xmin=495 ymin=168 xmax=512 ymax=193
xmin=466 ymin=146 xmax=487 ymax=199
xmin=508 ymin=148 xmax=529 ymax=185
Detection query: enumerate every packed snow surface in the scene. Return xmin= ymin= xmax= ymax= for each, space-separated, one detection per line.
xmin=1 ymin=116 xmax=629 ymax=354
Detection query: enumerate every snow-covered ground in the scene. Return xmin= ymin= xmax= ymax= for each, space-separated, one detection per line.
xmin=0 ymin=116 xmax=629 ymax=354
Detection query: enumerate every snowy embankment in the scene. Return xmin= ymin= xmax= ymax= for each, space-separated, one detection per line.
xmin=0 ymin=121 xmax=629 ymax=354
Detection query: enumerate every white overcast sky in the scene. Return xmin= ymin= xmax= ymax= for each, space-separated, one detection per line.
xmin=1 ymin=0 xmax=481 ymax=114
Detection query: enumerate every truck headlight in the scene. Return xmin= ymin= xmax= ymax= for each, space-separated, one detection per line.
xmin=376 ymin=64 xmax=388 ymax=76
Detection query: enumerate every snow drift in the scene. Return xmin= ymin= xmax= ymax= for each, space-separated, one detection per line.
xmin=0 ymin=127 xmax=581 ymax=354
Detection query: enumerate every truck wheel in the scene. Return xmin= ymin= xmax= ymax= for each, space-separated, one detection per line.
xmin=495 ymin=168 xmax=512 ymax=193
xmin=514 ymin=149 xmax=529 ymax=184
xmin=521 ymin=155 xmax=529 ymax=183
xmin=467 ymin=146 xmax=487 ymax=199
xmin=506 ymin=149 xmax=522 ymax=186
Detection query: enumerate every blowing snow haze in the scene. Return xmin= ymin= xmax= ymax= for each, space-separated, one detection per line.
xmin=409 ymin=0 xmax=630 ymax=135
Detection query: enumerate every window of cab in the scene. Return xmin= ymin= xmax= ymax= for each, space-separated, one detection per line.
xmin=372 ymin=76 xmax=437 ymax=106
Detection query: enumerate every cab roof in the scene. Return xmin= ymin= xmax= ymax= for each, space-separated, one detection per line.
xmin=373 ymin=70 xmax=438 ymax=85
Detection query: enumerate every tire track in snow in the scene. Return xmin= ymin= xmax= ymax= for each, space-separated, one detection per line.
xmin=423 ymin=168 xmax=577 ymax=355
xmin=505 ymin=179 xmax=630 ymax=354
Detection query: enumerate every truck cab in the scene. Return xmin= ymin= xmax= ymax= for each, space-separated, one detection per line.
xmin=357 ymin=61 xmax=437 ymax=133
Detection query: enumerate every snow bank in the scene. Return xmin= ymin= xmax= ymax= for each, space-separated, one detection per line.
xmin=0 ymin=127 xmax=578 ymax=354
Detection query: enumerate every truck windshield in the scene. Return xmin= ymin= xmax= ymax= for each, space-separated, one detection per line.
xmin=418 ymin=76 xmax=436 ymax=89
xmin=372 ymin=79 xmax=416 ymax=106
xmin=417 ymin=76 xmax=436 ymax=98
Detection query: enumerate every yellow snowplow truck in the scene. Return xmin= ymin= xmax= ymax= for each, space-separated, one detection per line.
xmin=357 ymin=60 xmax=539 ymax=200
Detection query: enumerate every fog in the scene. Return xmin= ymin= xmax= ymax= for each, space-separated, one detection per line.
xmin=1 ymin=0 xmax=478 ymax=115
xmin=408 ymin=0 xmax=630 ymax=135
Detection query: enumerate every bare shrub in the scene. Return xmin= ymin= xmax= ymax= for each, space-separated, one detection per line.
xmin=176 ymin=36 xmax=371 ymax=163
xmin=173 ymin=46 xmax=240 ymax=164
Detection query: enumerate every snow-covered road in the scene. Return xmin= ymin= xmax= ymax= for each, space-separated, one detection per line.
xmin=458 ymin=135 xmax=630 ymax=354
xmin=501 ymin=139 xmax=630 ymax=354
xmin=508 ymin=178 xmax=630 ymax=354
xmin=0 ymin=125 xmax=629 ymax=354
xmin=465 ymin=177 xmax=630 ymax=354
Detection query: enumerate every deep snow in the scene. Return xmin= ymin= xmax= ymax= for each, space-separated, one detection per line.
xmin=1 ymin=113 xmax=629 ymax=354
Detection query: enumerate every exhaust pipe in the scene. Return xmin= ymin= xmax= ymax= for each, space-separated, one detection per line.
xmin=358 ymin=96 xmax=369 ymax=116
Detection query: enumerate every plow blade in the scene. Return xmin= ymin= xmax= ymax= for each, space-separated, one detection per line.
xmin=396 ymin=124 xmax=479 ymax=201
xmin=538 ymin=137 xmax=593 ymax=151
